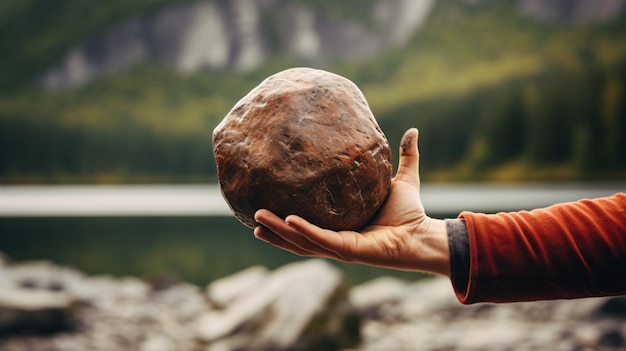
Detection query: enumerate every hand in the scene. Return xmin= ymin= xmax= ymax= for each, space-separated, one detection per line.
xmin=254 ymin=128 xmax=450 ymax=276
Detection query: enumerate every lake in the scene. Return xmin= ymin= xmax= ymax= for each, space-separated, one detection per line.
xmin=0 ymin=184 xmax=623 ymax=286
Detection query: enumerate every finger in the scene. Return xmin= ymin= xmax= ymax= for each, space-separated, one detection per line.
xmin=395 ymin=128 xmax=420 ymax=185
xmin=254 ymin=225 xmax=316 ymax=257
xmin=254 ymin=209 xmax=307 ymax=250
xmin=254 ymin=210 xmax=338 ymax=258
xmin=254 ymin=209 xmax=290 ymax=234
xmin=285 ymin=215 xmax=359 ymax=262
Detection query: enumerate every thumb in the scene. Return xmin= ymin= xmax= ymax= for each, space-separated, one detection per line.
xmin=395 ymin=128 xmax=420 ymax=184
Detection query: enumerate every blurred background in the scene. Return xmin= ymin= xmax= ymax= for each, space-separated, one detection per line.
xmin=0 ymin=0 xmax=625 ymax=289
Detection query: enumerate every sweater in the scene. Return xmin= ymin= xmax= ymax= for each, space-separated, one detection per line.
xmin=447 ymin=192 xmax=626 ymax=304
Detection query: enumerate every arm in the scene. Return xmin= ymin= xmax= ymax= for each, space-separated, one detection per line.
xmin=458 ymin=192 xmax=626 ymax=303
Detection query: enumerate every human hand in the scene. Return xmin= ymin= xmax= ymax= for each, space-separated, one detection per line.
xmin=254 ymin=128 xmax=450 ymax=276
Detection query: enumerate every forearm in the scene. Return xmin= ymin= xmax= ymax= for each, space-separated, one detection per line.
xmin=453 ymin=193 xmax=626 ymax=304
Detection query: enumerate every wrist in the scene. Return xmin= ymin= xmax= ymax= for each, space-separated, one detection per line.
xmin=416 ymin=218 xmax=451 ymax=277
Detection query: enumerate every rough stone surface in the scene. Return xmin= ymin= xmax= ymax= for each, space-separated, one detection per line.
xmin=213 ymin=67 xmax=392 ymax=231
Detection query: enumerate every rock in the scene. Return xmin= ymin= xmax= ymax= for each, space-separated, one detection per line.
xmin=197 ymin=259 xmax=359 ymax=351
xmin=0 ymin=287 xmax=76 ymax=334
xmin=0 ymin=260 xmax=82 ymax=334
xmin=349 ymin=277 xmax=411 ymax=320
xmin=207 ymin=265 xmax=269 ymax=308
xmin=594 ymin=296 xmax=626 ymax=318
xmin=350 ymin=277 xmax=411 ymax=308
xmin=213 ymin=67 xmax=392 ymax=231
xmin=391 ymin=276 xmax=458 ymax=320
xmin=140 ymin=334 xmax=177 ymax=351
xmin=0 ymin=257 xmax=206 ymax=350
xmin=352 ymin=276 xmax=626 ymax=351
xmin=4 ymin=252 xmax=626 ymax=351
xmin=0 ymin=263 xmax=16 ymax=290
xmin=8 ymin=260 xmax=85 ymax=292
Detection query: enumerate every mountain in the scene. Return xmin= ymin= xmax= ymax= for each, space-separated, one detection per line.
xmin=37 ymin=0 xmax=626 ymax=90
xmin=40 ymin=0 xmax=435 ymax=89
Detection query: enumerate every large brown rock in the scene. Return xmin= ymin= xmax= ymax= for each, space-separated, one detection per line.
xmin=212 ymin=67 xmax=392 ymax=231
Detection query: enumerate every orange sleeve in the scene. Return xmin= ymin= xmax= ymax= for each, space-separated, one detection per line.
xmin=456 ymin=192 xmax=626 ymax=304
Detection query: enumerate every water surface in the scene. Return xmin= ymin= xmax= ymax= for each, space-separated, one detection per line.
xmin=1 ymin=183 xmax=622 ymax=285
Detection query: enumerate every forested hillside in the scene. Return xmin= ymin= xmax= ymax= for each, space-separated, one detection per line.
xmin=1 ymin=0 xmax=625 ymax=183
xmin=372 ymin=2 xmax=626 ymax=181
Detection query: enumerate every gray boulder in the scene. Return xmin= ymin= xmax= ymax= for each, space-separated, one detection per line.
xmin=0 ymin=287 xmax=76 ymax=334
xmin=0 ymin=259 xmax=79 ymax=335
xmin=197 ymin=259 xmax=359 ymax=351
xmin=207 ymin=265 xmax=269 ymax=308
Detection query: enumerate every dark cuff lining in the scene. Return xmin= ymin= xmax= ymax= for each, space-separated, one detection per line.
xmin=446 ymin=218 xmax=470 ymax=295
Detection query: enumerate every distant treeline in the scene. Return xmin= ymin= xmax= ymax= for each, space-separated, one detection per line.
xmin=380 ymin=61 xmax=626 ymax=181
xmin=1 ymin=61 xmax=625 ymax=183
xmin=0 ymin=115 xmax=215 ymax=183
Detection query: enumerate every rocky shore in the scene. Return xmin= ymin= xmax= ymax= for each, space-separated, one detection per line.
xmin=0 ymin=253 xmax=624 ymax=351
